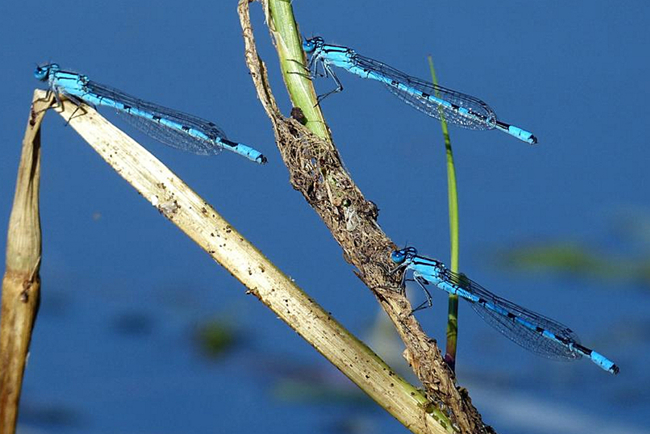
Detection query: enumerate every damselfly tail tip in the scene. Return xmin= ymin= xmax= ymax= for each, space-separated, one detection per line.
xmin=529 ymin=134 xmax=538 ymax=145
xmin=610 ymin=364 xmax=620 ymax=375
xmin=257 ymin=155 xmax=268 ymax=165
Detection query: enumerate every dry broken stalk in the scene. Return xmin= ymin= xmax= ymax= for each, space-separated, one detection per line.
xmin=0 ymin=92 xmax=50 ymax=433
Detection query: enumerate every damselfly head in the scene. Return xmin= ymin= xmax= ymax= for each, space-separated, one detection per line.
xmin=390 ymin=247 xmax=417 ymax=265
xmin=34 ymin=63 xmax=60 ymax=81
xmin=303 ymin=36 xmax=324 ymax=54
xmin=390 ymin=250 xmax=406 ymax=265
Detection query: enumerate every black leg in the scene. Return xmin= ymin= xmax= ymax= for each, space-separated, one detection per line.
xmin=410 ymin=277 xmax=433 ymax=313
xmin=316 ymin=63 xmax=344 ymax=103
xmin=286 ymin=58 xmax=312 ymax=79
xmin=62 ymin=95 xmax=88 ymax=125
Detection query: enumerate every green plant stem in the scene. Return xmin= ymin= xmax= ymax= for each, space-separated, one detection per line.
xmin=267 ymin=0 xmax=331 ymax=141
xmin=428 ymin=56 xmax=460 ymax=372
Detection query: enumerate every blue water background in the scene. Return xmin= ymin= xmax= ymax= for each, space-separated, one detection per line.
xmin=1 ymin=1 xmax=648 ymax=433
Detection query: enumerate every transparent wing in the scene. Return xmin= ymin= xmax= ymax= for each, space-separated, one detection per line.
xmin=353 ymin=54 xmax=497 ymax=130
xmin=445 ymin=270 xmax=582 ymax=361
xmin=115 ymin=111 xmax=221 ymax=156
xmin=87 ymin=80 xmax=226 ymax=156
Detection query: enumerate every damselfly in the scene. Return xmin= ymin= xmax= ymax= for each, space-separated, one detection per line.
xmin=391 ymin=247 xmax=618 ymax=374
xmin=34 ymin=63 xmax=267 ymax=164
xmin=303 ymin=37 xmax=537 ymax=145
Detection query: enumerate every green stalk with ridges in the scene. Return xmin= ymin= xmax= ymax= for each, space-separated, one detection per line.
xmin=267 ymin=0 xmax=331 ymax=141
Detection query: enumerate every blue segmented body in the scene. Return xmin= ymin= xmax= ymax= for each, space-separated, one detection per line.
xmin=303 ymin=37 xmax=537 ymax=145
xmin=390 ymin=247 xmax=619 ymax=374
xmin=34 ymin=63 xmax=267 ymax=164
